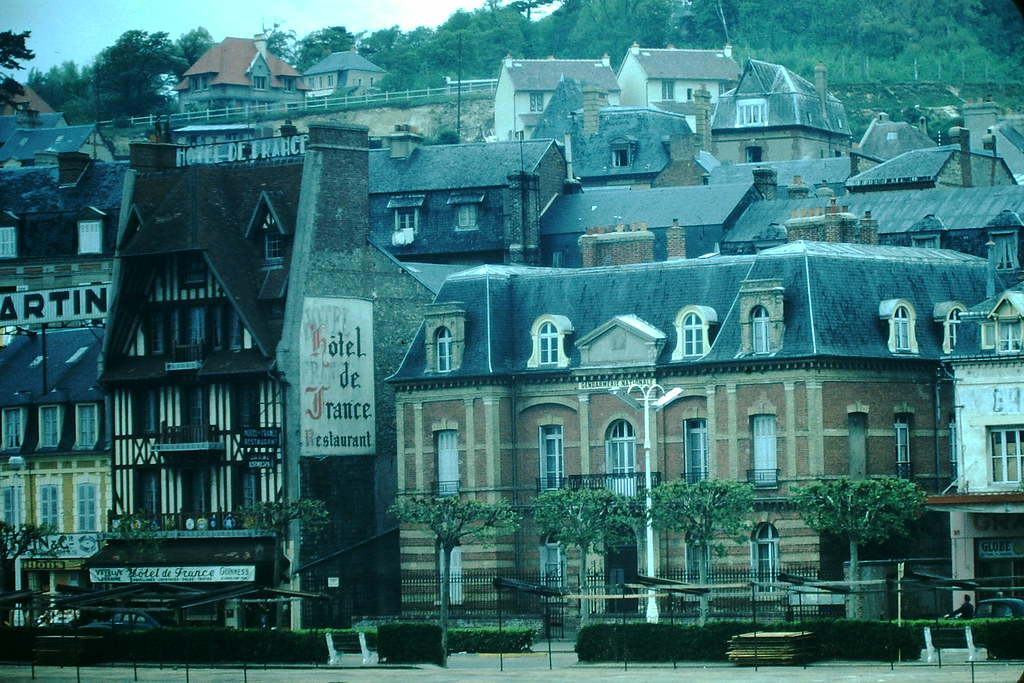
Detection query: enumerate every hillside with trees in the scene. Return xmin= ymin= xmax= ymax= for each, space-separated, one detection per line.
xmin=17 ymin=0 xmax=1024 ymax=134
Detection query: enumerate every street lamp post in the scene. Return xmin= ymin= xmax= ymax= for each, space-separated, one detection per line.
xmin=611 ymin=383 xmax=681 ymax=623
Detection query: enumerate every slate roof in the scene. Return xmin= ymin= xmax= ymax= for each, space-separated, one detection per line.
xmin=501 ymin=58 xmax=620 ymax=93
xmin=857 ymin=115 xmax=936 ymax=160
xmin=175 ymin=37 xmax=306 ymax=91
xmin=109 ymin=158 xmax=305 ymax=361
xmin=846 ymin=145 xmax=958 ymax=188
xmin=723 ymin=185 xmax=1024 ymax=249
xmin=542 ymin=182 xmax=755 ymax=235
xmin=0 ymin=113 xmax=65 ymax=145
xmin=0 ymin=327 xmax=106 ymax=408
xmin=369 ymin=139 xmax=558 ymax=193
xmin=622 ymin=47 xmax=740 ymax=81
xmin=0 ymin=124 xmax=102 ymax=163
xmin=531 ymin=79 xmax=692 ymax=182
xmin=0 ymin=160 xmax=128 ymax=259
xmin=712 ymin=59 xmax=847 ymax=135
xmin=390 ymin=242 xmax=989 ymax=381
xmin=708 ymin=157 xmax=851 ymax=195
xmin=304 ymin=51 xmax=384 ymax=76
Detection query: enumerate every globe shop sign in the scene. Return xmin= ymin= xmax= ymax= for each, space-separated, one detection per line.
xmin=175 ymin=134 xmax=308 ymax=167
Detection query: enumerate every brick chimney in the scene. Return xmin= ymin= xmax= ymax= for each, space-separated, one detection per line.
xmin=386 ymin=124 xmax=423 ymax=159
xmin=129 ymin=142 xmax=181 ymax=171
xmin=814 ymin=62 xmax=828 ymax=121
xmin=693 ymin=87 xmax=712 ymax=152
xmin=578 ymin=224 xmax=654 ymax=267
xmin=507 ymin=171 xmax=541 ymax=265
xmin=949 ymin=126 xmax=973 ymax=187
xmin=752 ymin=167 xmax=777 ymax=201
xmin=57 ymin=151 xmax=91 ymax=186
xmin=253 ymin=34 xmax=268 ymax=59
xmin=666 ymin=218 xmax=686 ymax=259
xmin=788 ymin=175 xmax=811 ymax=199
xmin=581 ymin=86 xmax=606 ymax=136
xmin=858 ymin=210 xmax=879 ymax=244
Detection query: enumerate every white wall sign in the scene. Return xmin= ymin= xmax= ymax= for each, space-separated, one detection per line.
xmin=0 ymin=285 xmax=109 ymax=325
xmin=299 ymin=297 xmax=375 ymax=456
xmin=960 ymin=384 xmax=1024 ymax=415
xmin=89 ymin=565 xmax=256 ymax=583
xmin=175 ymin=134 xmax=308 ymax=167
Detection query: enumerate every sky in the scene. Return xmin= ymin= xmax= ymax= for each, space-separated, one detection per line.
xmin=6 ymin=0 xmax=486 ymax=74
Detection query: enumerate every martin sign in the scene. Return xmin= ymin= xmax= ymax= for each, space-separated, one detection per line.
xmin=1 ymin=284 xmax=109 ymax=326
xmin=176 ymin=134 xmax=308 ymax=167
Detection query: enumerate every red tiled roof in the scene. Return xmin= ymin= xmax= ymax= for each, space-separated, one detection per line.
xmin=175 ymin=37 xmax=307 ymax=91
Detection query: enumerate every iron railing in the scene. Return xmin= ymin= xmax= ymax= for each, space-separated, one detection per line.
xmin=682 ymin=469 xmax=709 ymax=483
xmin=110 ymin=509 xmax=250 ymax=533
xmin=433 ymin=480 xmax=461 ymax=497
xmin=747 ymin=468 xmax=780 ymax=488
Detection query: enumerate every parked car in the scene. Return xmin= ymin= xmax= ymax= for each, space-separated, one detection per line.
xmin=974 ymin=598 xmax=1024 ymax=618
xmin=76 ymin=609 xmax=169 ymax=630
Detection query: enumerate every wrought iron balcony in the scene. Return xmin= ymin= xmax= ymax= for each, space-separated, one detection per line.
xmin=433 ymin=479 xmax=461 ymax=497
xmin=536 ymin=474 xmax=566 ymax=492
xmin=563 ymin=472 xmax=660 ymax=496
xmin=896 ymin=462 xmax=912 ymax=479
xmin=152 ymin=423 xmax=224 ymax=452
xmin=747 ymin=468 xmax=780 ymax=489
xmin=681 ymin=469 xmax=709 ymax=484
xmin=111 ymin=509 xmax=249 ymax=534
xmin=166 ymin=340 xmax=207 ymax=370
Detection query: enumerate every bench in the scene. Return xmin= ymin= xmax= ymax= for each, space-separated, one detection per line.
xmin=922 ymin=626 xmax=986 ymax=663
xmin=325 ymin=631 xmax=377 ymax=666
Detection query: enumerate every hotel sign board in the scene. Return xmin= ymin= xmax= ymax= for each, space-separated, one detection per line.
xmin=0 ymin=284 xmax=109 ymax=326
xmin=175 ymin=134 xmax=308 ymax=167
xmin=299 ymin=296 xmax=375 ymax=456
xmin=90 ymin=565 xmax=256 ymax=583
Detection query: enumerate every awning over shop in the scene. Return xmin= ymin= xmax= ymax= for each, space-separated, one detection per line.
xmin=927 ymin=492 xmax=1024 ymax=513
xmin=84 ymin=537 xmax=282 ymax=585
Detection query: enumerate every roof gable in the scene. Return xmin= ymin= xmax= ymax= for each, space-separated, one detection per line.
xmin=625 ymin=47 xmax=740 ymax=81
xmin=176 ymin=37 xmax=303 ymax=90
xmin=304 ymin=51 xmax=384 ymax=76
xmin=502 ymin=58 xmax=620 ymax=93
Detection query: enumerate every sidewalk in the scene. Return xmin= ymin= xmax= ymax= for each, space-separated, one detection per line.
xmin=2 ymin=654 xmax=1022 ymax=683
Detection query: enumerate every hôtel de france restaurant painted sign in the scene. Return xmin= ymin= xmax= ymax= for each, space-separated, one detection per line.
xmin=90 ymin=565 xmax=256 ymax=583
xmin=299 ymin=297 xmax=375 ymax=456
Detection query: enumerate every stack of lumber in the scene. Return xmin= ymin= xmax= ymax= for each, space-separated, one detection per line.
xmin=727 ymin=631 xmax=817 ymax=665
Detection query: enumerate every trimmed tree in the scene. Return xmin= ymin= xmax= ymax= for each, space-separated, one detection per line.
xmin=650 ymin=479 xmax=755 ymax=624
xmin=532 ymin=488 xmax=636 ymax=626
xmin=390 ymin=495 xmax=519 ymax=665
xmin=792 ymin=477 xmax=926 ymax=619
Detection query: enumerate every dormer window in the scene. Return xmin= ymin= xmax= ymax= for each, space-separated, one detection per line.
xmin=879 ymin=299 xmax=919 ymax=354
xmin=998 ymin=319 xmax=1022 ymax=353
xmin=252 ymin=76 xmax=267 ymax=90
xmin=436 ymin=326 xmax=453 ymax=373
xmin=610 ymin=138 xmax=636 ymax=168
xmin=992 ymin=231 xmax=1019 ymax=271
xmin=752 ymin=306 xmax=770 ymax=354
xmin=673 ymin=306 xmax=717 ymax=360
xmin=0 ymin=225 xmax=15 ymax=258
xmin=528 ymin=315 xmax=573 ymax=368
xmin=181 ymin=253 xmax=205 ymax=286
xmin=78 ymin=219 xmax=102 ymax=254
xmin=193 ymin=75 xmax=209 ymax=91
xmin=264 ymin=231 xmax=282 ymax=260
xmin=736 ymin=98 xmax=767 ymax=126
xmin=39 ymin=405 xmax=61 ymax=448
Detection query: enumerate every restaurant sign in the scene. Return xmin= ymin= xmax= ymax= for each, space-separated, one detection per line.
xmin=90 ymin=565 xmax=256 ymax=583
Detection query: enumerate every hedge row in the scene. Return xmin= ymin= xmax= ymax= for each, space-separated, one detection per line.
xmin=577 ymin=619 xmax=1024 ymax=663
xmin=0 ymin=624 xmax=535 ymax=665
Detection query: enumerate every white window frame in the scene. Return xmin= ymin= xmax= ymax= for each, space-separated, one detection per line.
xmin=539 ymin=425 xmax=564 ymax=490
xmin=436 ymin=429 xmax=459 ymax=496
xmin=752 ymin=414 xmax=777 ymax=487
xmin=540 ymin=536 xmax=565 ymax=587
xmin=2 ymin=485 xmax=24 ymax=525
xmin=528 ymin=92 xmax=544 ymax=112
xmin=895 ymin=414 xmax=912 ymax=469
xmin=992 ymin=231 xmax=1019 ymax=271
xmin=893 ymin=306 xmax=911 ymax=351
xmin=394 ymin=207 xmax=419 ymax=233
xmin=990 ymin=426 xmax=1023 ymax=483
xmin=38 ymin=483 xmax=60 ymax=528
xmin=528 ymin=315 xmax=572 ymax=368
xmin=683 ymin=418 xmax=708 ymax=482
xmin=435 ymin=326 xmax=453 ymax=373
xmin=683 ymin=312 xmax=705 ymax=357
xmin=539 ymin=322 xmax=558 ymax=365
xmin=3 ymin=407 xmax=23 ymax=449
xmin=945 ymin=308 xmax=962 ymax=353
xmin=76 ymin=403 xmax=98 ymax=449
xmin=998 ymin=319 xmax=1022 ymax=353
xmin=661 ymin=80 xmax=675 ymax=101
xmin=751 ymin=523 xmax=779 ymax=592
xmin=77 ymin=219 xmax=102 ymax=254
xmin=440 ymin=545 xmax=464 ymax=605
xmin=736 ymin=98 xmax=767 ymax=126
xmin=605 ymin=419 xmax=636 ymax=495
xmin=76 ymin=482 xmax=98 ymax=532
xmin=264 ymin=231 xmax=282 ymax=260
xmin=0 ymin=225 xmax=16 ymax=258
xmin=39 ymin=405 xmax=61 ymax=448
xmin=752 ymin=305 xmax=771 ymax=354
xmin=455 ymin=203 xmax=477 ymax=230
xmin=611 ymin=145 xmax=630 ymax=167
xmin=252 ymin=75 xmax=267 ymax=90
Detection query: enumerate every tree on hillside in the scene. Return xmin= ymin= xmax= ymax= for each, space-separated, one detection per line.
xmin=650 ymin=479 xmax=754 ymax=624
xmin=94 ymin=30 xmax=179 ymax=119
xmin=0 ymin=30 xmax=34 ymax=109
xmin=532 ymin=487 xmax=636 ymax=626
xmin=391 ymin=495 xmax=519 ymax=665
xmin=263 ymin=23 xmax=298 ymax=64
xmin=174 ymin=27 xmax=215 ymax=77
xmin=294 ymin=27 xmax=356 ymax=72
xmin=792 ymin=477 xmax=925 ymax=619
xmin=27 ymin=61 xmax=94 ymax=122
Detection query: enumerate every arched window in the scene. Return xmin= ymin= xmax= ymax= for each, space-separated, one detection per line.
xmin=605 ymin=419 xmax=636 ymax=495
xmin=751 ymin=523 xmax=779 ymax=592
xmin=435 ymin=326 xmax=452 ymax=373
xmin=539 ymin=322 xmax=558 ymax=365
xmin=893 ymin=306 xmax=911 ymax=351
xmin=752 ymin=305 xmax=770 ymax=354
xmin=540 ymin=535 xmax=565 ymax=587
xmin=683 ymin=312 xmax=704 ymax=357
xmin=947 ymin=309 xmax=961 ymax=350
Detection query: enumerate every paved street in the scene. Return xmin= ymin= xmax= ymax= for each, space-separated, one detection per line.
xmin=2 ymin=652 xmax=1022 ymax=683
